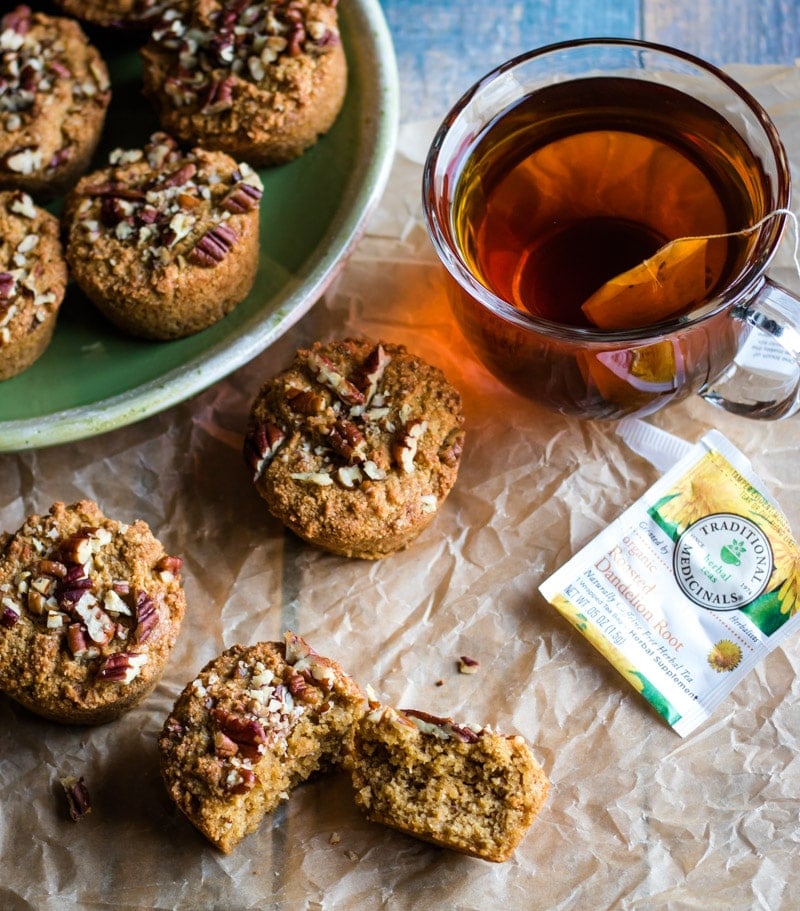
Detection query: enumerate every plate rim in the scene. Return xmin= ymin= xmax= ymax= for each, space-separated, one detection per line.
xmin=0 ymin=0 xmax=399 ymax=452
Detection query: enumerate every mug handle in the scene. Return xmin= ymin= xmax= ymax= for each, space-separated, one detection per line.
xmin=702 ymin=281 xmax=800 ymax=419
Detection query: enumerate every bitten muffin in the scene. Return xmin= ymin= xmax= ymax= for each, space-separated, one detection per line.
xmin=0 ymin=500 xmax=186 ymax=725
xmin=344 ymin=701 xmax=550 ymax=863
xmin=141 ymin=0 xmax=347 ymax=166
xmin=159 ymin=632 xmax=367 ymax=853
xmin=243 ymin=337 xmax=466 ymax=559
xmin=51 ymin=0 xmax=177 ymax=29
xmin=62 ymin=132 xmax=263 ymax=339
xmin=0 ymin=190 xmax=68 ymax=381
xmin=0 ymin=5 xmax=111 ymax=199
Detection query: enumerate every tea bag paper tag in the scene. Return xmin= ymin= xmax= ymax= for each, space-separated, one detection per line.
xmin=582 ymin=237 xmax=711 ymax=329
xmin=615 ymin=417 xmax=693 ymax=472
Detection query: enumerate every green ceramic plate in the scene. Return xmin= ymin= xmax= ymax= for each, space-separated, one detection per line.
xmin=0 ymin=0 xmax=398 ymax=451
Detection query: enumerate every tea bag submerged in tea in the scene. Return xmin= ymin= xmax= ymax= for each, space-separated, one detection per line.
xmin=539 ymin=428 xmax=800 ymax=736
xmin=581 ymin=236 xmax=713 ymax=329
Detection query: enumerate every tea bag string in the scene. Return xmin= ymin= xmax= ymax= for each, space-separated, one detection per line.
xmin=677 ymin=207 xmax=800 ymax=282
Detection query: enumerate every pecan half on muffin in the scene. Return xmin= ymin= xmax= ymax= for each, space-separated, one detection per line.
xmin=0 ymin=190 xmax=67 ymax=381
xmin=244 ymin=337 xmax=466 ymax=559
xmin=159 ymin=632 xmax=367 ymax=853
xmin=0 ymin=500 xmax=186 ymax=725
xmin=141 ymin=0 xmax=347 ymax=166
xmin=0 ymin=5 xmax=111 ymax=199
xmin=61 ymin=132 xmax=263 ymax=340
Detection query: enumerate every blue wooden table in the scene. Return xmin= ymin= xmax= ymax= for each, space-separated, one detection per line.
xmin=380 ymin=0 xmax=800 ymax=121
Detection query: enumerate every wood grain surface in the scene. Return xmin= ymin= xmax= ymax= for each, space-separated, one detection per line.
xmin=379 ymin=0 xmax=800 ymax=120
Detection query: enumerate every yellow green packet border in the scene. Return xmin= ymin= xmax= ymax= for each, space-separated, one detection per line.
xmin=539 ymin=430 xmax=800 ymax=736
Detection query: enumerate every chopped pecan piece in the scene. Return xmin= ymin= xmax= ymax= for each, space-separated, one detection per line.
xmin=393 ymin=420 xmax=428 ymax=474
xmin=211 ymin=708 xmax=267 ymax=762
xmin=60 ymin=776 xmax=92 ymax=822
xmin=134 ymin=591 xmax=159 ymax=643
xmin=221 ymin=181 xmax=263 ymax=213
xmin=328 ymin=419 xmax=367 ymax=464
xmin=287 ymin=670 xmax=309 ymax=698
xmin=188 ymin=224 xmax=238 ymax=266
xmin=228 ymin=767 xmax=256 ymax=795
xmin=352 ymin=344 xmax=391 ymax=404
xmin=59 ymin=533 xmax=94 ymax=565
xmin=458 ymin=655 xmax=480 ymax=675
xmin=1 ymin=6 xmax=31 ymax=33
xmin=201 ymin=75 xmax=236 ymax=114
xmin=213 ymin=730 xmax=239 ymax=757
xmin=66 ymin=622 xmax=93 ymax=658
xmin=39 ymin=559 xmax=67 ymax=578
xmin=403 ymin=708 xmax=482 ymax=743
xmin=73 ymin=595 xmax=115 ymax=645
xmin=82 ymin=181 xmax=145 ymax=201
xmin=155 ymin=554 xmax=183 ymax=577
xmin=244 ymin=422 xmax=286 ymax=481
xmin=303 ymin=350 xmax=365 ymax=406
xmin=96 ymin=651 xmax=148 ymax=683
xmin=286 ymin=386 xmax=326 ymax=415
xmin=1 ymin=603 xmax=20 ymax=628
xmin=161 ymin=163 xmax=197 ymax=188
xmin=0 ymin=272 xmax=15 ymax=299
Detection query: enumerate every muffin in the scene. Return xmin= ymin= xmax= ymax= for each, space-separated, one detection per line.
xmin=243 ymin=337 xmax=466 ymax=559
xmin=141 ymin=0 xmax=347 ymax=166
xmin=159 ymin=632 xmax=367 ymax=853
xmin=0 ymin=190 xmax=68 ymax=381
xmin=61 ymin=132 xmax=263 ymax=339
xmin=344 ymin=701 xmax=550 ymax=863
xmin=0 ymin=5 xmax=111 ymax=199
xmin=51 ymin=0 xmax=178 ymax=29
xmin=0 ymin=500 xmax=186 ymax=725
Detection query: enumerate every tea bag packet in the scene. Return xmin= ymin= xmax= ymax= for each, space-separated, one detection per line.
xmin=539 ymin=427 xmax=800 ymax=736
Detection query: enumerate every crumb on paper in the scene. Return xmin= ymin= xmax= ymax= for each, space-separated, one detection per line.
xmin=458 ymin=655 xmax=480 ymax=674
xmin=60 ymin=775 xmax=92 ymax=821
xmin=435 ymin=678 xmax=444 ymax=687
xmin=329 ymin=831 xmax=341 ymax=845
xmin=345 ymin=850 xmax=359 ymax=862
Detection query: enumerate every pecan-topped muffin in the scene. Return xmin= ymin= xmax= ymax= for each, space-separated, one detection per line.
xmin=0 ymin=5 xmax=111 ymax=199
xmin=343 ymin=700 xmax=550 ymax=863
xmin=243 ymin=338 xmax=466 ymax=559
xmin=159 ymin=632 xmax=367 ymax=853
xmin=51 ymin=0 xmax=178 ymax=29
xmin=0 ymin=190 xmax=68 ymax=381
xmin=0 ymin=500 xmax=186 ymax=725
xmin=141 ymin=0 xmax=347 ymax=166
xmin=61 ymin=133 xmax=263 ymax=339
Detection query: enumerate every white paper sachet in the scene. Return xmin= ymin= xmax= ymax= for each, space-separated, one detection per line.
xmin=539 ymin=427 xmax=800 ymax=736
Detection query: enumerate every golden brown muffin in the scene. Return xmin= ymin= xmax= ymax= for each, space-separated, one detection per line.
xmin=0 ymin=5 xmax=111 ymax=199
xmin=0 ymin=190 xmax=68 ymax=381
xmin=62 ymin=132 xmax=263 ymax=340
xmin=0 ymin=500 xmax=186 ymax=725
xmin=243 ymin=337 xmax=466 ymax=559
xmin=141 ymin=0 xmax=347 ymax=166
xmin=344 ymin=701 xmax=550 ymax=863
xmin=159 ymin=632 xmax=367 ymax=853
xmin=51 ymin=0 xmax=179 ymax=29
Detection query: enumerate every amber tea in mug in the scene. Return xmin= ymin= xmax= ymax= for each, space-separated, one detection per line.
xmin=454 ymin=78 xmax=766 ymax=328
xmin=424 ymin=40 xmax=800 ymax=420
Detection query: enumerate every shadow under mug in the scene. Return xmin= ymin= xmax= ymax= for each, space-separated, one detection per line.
xmin=422 ymin=39 xmax=800 ymax=420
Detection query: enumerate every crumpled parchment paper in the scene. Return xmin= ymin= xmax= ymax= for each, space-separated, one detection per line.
xmin=2 ymin=65 xmax=800 ymax=911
